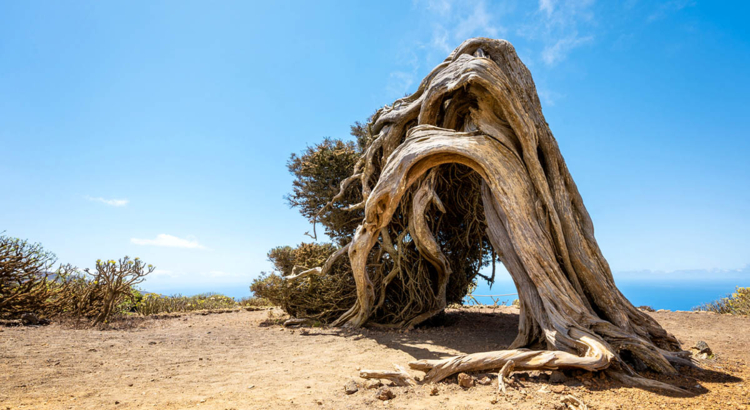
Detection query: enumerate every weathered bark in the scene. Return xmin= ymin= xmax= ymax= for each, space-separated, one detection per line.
xmin=359 ymin=365 xmax=417 ymax=387
xmin=313 ymin=38 xmax=687 ymax=386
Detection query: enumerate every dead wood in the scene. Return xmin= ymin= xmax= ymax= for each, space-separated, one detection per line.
xmin=305 ymin=37 xmax=689 ymax=389
xmin=359 ymin=364 xmax=417 ymax=386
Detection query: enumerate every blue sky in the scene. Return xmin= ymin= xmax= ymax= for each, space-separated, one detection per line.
xmin=1 ymin=1 xmax=748 ymax=298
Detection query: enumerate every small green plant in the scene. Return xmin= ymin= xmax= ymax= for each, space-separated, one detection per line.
xmin=238 ymin=296 xmax=272 ymax=308
xmin=133 ymin=292 xmax=238 ymax=315
xmin=695 ymin=287 xmax=750 ymax=315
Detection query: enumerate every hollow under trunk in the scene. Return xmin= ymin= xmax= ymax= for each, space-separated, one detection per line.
xmin=304 ymin=38 xmax=690 ymax=387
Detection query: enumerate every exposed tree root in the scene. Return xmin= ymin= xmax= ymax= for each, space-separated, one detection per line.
xmin=409 ymin=345 xmax=612 ymax=383
xmin=359 ymin=364 xmax=417 ymax=386
xmin=497 ymin=360 xmax=515 ymax=394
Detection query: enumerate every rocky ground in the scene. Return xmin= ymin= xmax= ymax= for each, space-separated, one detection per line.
xmin=1 ymin=306 xmax=749 ymax=409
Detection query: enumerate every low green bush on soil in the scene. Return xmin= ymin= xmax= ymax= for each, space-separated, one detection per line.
xmin=695 ymin=287 xmax=750 ymax=315
xmin=133 ymin=292 xmax=239 ymax=315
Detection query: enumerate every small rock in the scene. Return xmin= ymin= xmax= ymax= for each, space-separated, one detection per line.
xmin=457 ymin=373 xmax=475 ymax=388
xmin=344 ymin=380 xmax=359 ymax=395
xmin=375 ymin=387 xmax=395 ymax=401
xmin=477 ymin=376 xmax=492 ymax=386
xmin=430 ymin=386 xmax=439 ymax=396
xmin=365 ymin=379 xmax=383 ymax=390
xmin=21 ymin=313 xmax=39 ymax=326
xmin=549 ymin=371 xmax=567 ymax=384
xmin=551 ymin=385 xmax=566 ymax=394
xmin=148 ymin=341 xmax=157 ymax=345
xmin=692 ymin=341 xmax=712 ymax=355
xmin=248 ymin=385 xmax=255 ymax=389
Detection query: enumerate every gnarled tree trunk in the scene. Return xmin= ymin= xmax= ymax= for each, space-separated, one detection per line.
xmin=306 ymin=38 xmax=690 ymax=389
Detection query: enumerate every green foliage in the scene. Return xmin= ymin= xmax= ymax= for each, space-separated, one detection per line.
xmin=286 ymin=138 xmax=363 ymax=244
xmin=696 ymin=287 xmax=750 ymax=315
xmin=133 ymin=292 xmax=238 ymax=315
xmin=350 ymin=120 xmax=372 ymax=152
xmin=251 ymin=242 xmax=355 ymax=323
xmin=238 ymin=296 xmax=272 ymax=308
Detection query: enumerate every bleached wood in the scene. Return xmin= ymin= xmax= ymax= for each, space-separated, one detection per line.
xmin=498 ymin=359 xmax=515 ymax=394
xmin=318 ymin=38 xmax=688 ymax=387
xmin=359 ymin=364 xmax=417 ymax=386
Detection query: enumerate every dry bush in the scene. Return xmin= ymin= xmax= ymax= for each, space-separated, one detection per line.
xmin=251 ymin=242 xmax=356 ymax=323
xmin=85 ymin=257 xmax=154 ymax=325
xmin=0 ymin=235 xmax=58 ymax=317
xmin=696 ymin=287 xmax=750 ymax=315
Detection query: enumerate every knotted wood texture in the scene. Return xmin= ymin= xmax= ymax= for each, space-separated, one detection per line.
xmin=315 ymin=38 xmax=687 ymax=383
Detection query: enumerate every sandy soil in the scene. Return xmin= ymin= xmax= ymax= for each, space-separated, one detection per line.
xmin=1 ymin=307 xmax=749 ymax=409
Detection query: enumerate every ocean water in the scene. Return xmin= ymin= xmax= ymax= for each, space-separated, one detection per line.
xmin=469 ymin=278 xmax=745 ymax=311
xmin=145 ymin=268 xmax=748 ymax=312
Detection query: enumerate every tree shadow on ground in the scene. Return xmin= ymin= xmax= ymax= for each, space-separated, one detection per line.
xmin=312 ymin=307 xmax=744 ymax=397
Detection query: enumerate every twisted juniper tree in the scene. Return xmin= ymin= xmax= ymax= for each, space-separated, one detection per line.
xmin=288 ymin=38 xmax=691 ymax=390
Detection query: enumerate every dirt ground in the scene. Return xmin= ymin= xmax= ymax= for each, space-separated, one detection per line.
xmin=1 ymin=307 xmax=749 ymax=410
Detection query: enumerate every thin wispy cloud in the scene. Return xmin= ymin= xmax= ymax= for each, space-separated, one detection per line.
xmin=526 ymin=0 xmax=596 ymax=66
xmin=206 ymin=270 xmax=239 ymax=278
xmin=536 ymin=87 xmax=563 ymax=107
xmin=131 ymin=234 xmax=206 ymax=249
xmin=152 ymin=269 xmax=179 ymax=278
xmin=424 ymin=0 xmax=506 ymax=54
xmin=382 ymin=0 xmax=508 ymax=101
xmin=647 ymin=0 xmax=695 ymax=22
xmin=386 ymin=71 xmax=416 ymax=99
xmin=85 ymin=196 xmax=129 ymax=207
xmin=413 ymin=0 xmax=596 ymax=71
xmin=541 ymin=33 xmax=593 ymax=65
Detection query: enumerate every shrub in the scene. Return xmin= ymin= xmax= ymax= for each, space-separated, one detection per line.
xmin=85 ymin=257 xmax=155 ymax=325
xmin=0 ymin=235 xmax=58 ymax=316
xmin=250 ymin=242 xmax=355 ymax=323
xmin=238 ymin=296 xmax=272 ymax=308
xmin=52 ymin=264 xmax=109 ymax=319
xmin=133 ymin=292 xmax=238 ymax=315
xmin=695 ymin=287 xmax=750 ymax=315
